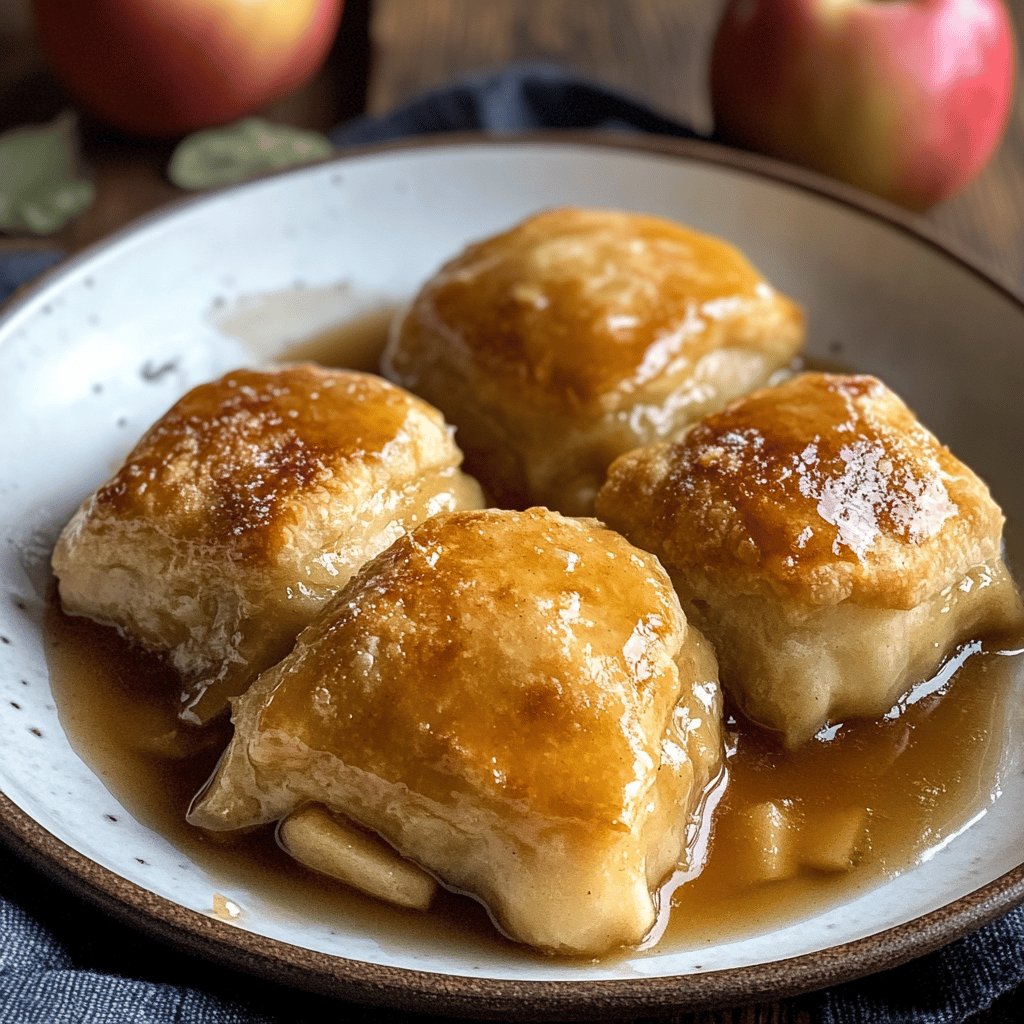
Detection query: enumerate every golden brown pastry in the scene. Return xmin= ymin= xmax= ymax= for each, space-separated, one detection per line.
xmin=188 ymin=507 xmax=723 ymax=956
xmin=597 ymin=373 xmax=1023 ymax=746
xmin=52 ymin=365 xmax=483 ymax=724
xmin=383 ymin=207 xmax=804 ymax=515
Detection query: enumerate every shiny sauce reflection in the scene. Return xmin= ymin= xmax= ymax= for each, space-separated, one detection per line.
xmin=44 ymin=311 xmax=1023 ymax=958
xmin=45 ymin=602 xmax=1021 ymax=958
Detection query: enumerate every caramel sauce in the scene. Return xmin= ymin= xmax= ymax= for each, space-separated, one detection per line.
xmin=281 ymin=305 xmax=399 ymax=371
xmin=43 ymin=310 xmax=1024 ymax=958
xmin=46 ymin=604 xmax=505 ymax=954
xmin=659 ymin=638 xmax=1020 ymax=948
xmin=45 ymin=604 xmax=1021 ymax=958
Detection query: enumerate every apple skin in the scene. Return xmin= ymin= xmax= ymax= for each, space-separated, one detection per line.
xmin=32 ymin=0 xmax=344 ymax=138
xmin=710 ymin=0 xmax=1016 ymax=210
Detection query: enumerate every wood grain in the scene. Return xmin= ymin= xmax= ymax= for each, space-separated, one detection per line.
xmin=369 ymin=0 xmax=1024 ymax=296
xmin=369 ymin=0 xmax=720 ymax=132
xmin=2 ymin=0 xmax=1022 ymax=296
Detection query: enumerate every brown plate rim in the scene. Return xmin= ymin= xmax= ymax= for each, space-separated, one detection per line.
xmin=1 ymin=131 xmax=1023 ymax=1019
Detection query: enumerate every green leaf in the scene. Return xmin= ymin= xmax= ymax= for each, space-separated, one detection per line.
xmin=0 ymin=112 xmax=95 ymax=236
xmin=168 ymin=117 xmax=335 ymax=191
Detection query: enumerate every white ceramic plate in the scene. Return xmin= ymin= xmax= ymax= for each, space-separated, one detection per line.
xmin=1 ymin=137 xmax=1022 ymax=1018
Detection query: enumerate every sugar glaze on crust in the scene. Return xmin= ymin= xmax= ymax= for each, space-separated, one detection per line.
xmin=384 ymin=207 xmax=804 ymax=514
xmin=602 ymin=373 xmax=1004 ymax=608
xmin=52 ymin=365 xmax=483 ymax=723
xmin=189 ymin=508 xmax=723 ymax=956
xmin=597 ymin=373 xmax=1023 ymax=744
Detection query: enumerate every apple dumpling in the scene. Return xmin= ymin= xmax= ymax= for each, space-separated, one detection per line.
xmin=596 ymin=373 xmax=1023 ymax=746
xmin=188 ymin=507 xmax=724 ymax=956
xmin=382 ymin=207 xmax=805 ymax=515
xmin=52 ymin=365 xmax=483 ymax=725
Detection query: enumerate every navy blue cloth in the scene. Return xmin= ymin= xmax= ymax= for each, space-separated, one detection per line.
xmin=1 ymin=65 xmax=1022 ymax=1024
xmin=0 ymin=250 xmax=63 ymax=304
xmin=331 ymin=62 xmax=703 ymax=145
xmin=817 ymin=907 xmax=1024 ymax=1023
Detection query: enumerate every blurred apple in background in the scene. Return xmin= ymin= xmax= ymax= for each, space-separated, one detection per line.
xmin=710 ymin=0 xmax=1015 ymax=210
xmin=31 ymin=0 xmax=343 ymax=138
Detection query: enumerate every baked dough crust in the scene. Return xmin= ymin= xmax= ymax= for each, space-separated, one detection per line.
xmin=189 ymin=507 xmax=723 ymax=956
xmin=597 ymin=373 xmax=1023 ymax=745
xmin=383 ymin=207 xmax=805 ymax=515
xmin=52 ymin=365 xmax=483 ymax=723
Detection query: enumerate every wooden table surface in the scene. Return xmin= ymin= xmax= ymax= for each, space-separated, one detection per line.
xmin=1 ymin=3 xmax=1022 ymax=1023
xmin=2 ymin=0 xmax=1023 ymax=297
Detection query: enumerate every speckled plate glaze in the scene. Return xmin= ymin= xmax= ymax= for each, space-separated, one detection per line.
xmin=1 ymin=136 xmax=1023 ymax=1019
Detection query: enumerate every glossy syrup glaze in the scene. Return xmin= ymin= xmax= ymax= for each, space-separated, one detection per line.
xmin=45 ymin=605 xmax=1021 ymax=958
xmin=605 ymin=372 xmax=1006 ymax=608
xmin=385 ymin=207 xmax=804 ymax=413
xmin=252 ymin=510 xmax=698 ymax=822
xmin=43 ymin=311 xmax=1024 ymax=959
xmin=88 ymin=365 xmax=429 ymax=558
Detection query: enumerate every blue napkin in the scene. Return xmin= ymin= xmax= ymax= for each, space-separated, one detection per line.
xmin=0 ymin=250 xmax=63 ymax=301
xmin=1 ymin=65 xmax=1022 ymax=1024
xmin=330 ymin=62 xmax=702 ymax=145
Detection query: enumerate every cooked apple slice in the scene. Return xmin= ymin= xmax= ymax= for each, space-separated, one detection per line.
xmin=278 ymin=805 xmax=437 ymax=911
xmin=801 ymin=808 xmax=867 ymax=873
xmin=744 ymin=800 xmax=799 ymax=883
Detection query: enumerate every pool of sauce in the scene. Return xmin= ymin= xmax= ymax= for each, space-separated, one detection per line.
xmin=43 ymin=311 xmax=1024 ymax=958
xmin=280 ymin=305 xmax=399 ymax=372
xmin=45 ymin=606 xmax=1021 ymax=958
xmin=659 ymin=640 xmax=1020 ymax=948
xmin=45 ymin=604 xmax=505 ymax=951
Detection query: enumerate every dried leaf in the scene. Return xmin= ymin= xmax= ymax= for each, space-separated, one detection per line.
xmin=168 ymin=117 xmax=334 ymax=191
xmin=0 ymin=112 xmax=95 ymax=236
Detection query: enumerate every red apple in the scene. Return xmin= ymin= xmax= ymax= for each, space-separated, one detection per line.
xmin=710 ymin=0 xmax=1016 ymax=210
xmin=32 ymin=0 xmax=344 ymax=138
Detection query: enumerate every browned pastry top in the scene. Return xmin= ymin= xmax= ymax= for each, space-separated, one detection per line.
xmin=256 ymin=507 xmax=698 ymax=826
xmin=387 ymin=207 xmax=803 ymax=415
xmin=597 ymin=373 xmax=1004 ymax=607
xmin=91 ymin=364 xmax=454 ymax=565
